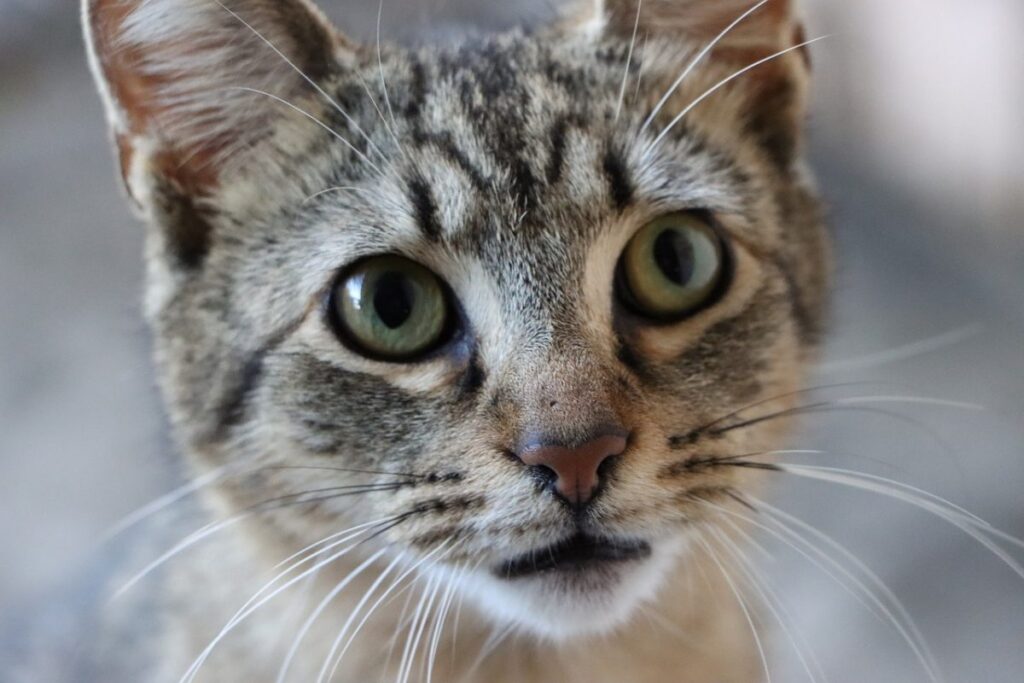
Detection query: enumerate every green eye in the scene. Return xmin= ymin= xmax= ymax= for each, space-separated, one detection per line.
xmin=330 ymin=255 xmax=451 ymax=360
xmin=617 ymin=213 xmax=728 ymax=321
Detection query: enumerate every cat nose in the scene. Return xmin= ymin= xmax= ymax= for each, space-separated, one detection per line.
xmin=515 ymin=429 xmax=629 ymax=506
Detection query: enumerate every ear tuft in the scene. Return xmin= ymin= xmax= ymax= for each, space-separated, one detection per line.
xmin=84 ymin=0 xmax=342 ymax=201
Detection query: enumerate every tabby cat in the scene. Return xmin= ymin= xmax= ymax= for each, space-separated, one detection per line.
xmin=81 ymin=0 xmax=830 ymax=680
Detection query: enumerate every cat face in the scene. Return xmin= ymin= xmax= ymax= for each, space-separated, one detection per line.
xmin=86 ymin=0 xmax=829 ymax=638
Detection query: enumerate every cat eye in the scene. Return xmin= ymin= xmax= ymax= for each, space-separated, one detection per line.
xmin=329 ymin=255 xmax=452 ymax=361
xmin=616 ymin=212 xmax=728 ymax=321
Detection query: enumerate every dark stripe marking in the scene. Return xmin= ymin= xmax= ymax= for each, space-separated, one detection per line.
xmin=425 ymin=131 xmax=489 ymax=191
xmin=546 ymin=115 xmax=571 ymax=186
xmin=407 ymin=176 xmax=442 ymax=241
xmin=603 ymin=147 xmax=634 ymax=210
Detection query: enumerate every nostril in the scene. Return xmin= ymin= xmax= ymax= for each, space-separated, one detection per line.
xmin=513 ymin=428 xmax=630 ymax=506
xmin=596 ymin=452 xmax=621 ymax=479
xmin=527 ymin=463 xmax=558 ymax=489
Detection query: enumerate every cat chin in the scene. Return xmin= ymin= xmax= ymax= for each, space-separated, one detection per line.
xmin=449 ymin=534 xmax=687 ymax=641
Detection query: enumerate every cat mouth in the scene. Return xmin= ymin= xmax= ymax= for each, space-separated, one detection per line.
xmin=495 ymin=533 xmax=652 ymax=580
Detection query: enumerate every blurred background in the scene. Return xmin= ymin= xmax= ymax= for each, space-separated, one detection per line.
xmin=1 ymin=0 xmax=1021 ymax=681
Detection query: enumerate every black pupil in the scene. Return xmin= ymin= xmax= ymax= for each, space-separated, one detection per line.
xmin=373 ymin=272 xmax=415 ymax=329
xmin=653 ymin=229 xmax=695 ymax=286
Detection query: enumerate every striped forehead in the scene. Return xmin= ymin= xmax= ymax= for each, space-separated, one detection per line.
xmin=388 ymin=41 xmax=630 ymax=245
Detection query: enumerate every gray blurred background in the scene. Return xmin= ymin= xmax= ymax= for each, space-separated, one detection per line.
xmin=1 ymin=0 xmax=1022 ymax=681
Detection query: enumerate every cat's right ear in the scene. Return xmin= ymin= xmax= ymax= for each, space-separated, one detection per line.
xmin=84 ymin=0 xmax=348 ymax=267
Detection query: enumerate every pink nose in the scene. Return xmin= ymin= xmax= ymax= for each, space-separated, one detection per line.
xmin=516 ymin=430 xmax=629 ymax=505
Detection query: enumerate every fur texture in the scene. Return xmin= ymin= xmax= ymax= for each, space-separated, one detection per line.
xmin=80 ymin=0 xmax=830 ymax=680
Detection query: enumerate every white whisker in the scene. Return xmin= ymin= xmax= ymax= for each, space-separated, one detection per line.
xmin=397 ymin=571 xmax=440 ymax=683
xmin=212 ymin=0 xmax=387 ymax=164
xmin=649 ymin=35 xmax=830 ymax=151
xmin=639 ymin=0 xmax=772 ymax=135
xmin=695 ymin=529 xmax=772 ymax=683
xmin=426 ymin=562 xmax=463 ymax=683
xmin=702 ymin=497 xmax=943 ymax=682
xmin=831 ymin=395 xmax=984 ymax=412
xmin=302 ymin=185 xmax=373 ymax=206
xmin=225 ymin=87 xmax=383 ymax=175
xmin=114 ymin=514 xmax=246 ymax=599
xmin=310 ymin=553 xmax=403 ymax=683
xmin=356 ymin=72 xmax=407 ymax=159
xmin=774 ymin=465 xmax=1024 ymax=577
xmin=376 ymin=0 xmax=399 ymax=132
xmin=274 ymin=516 xmax=402 ymax=573
xmin=181 ymin=543 xmax=389 ymax=683
xmin=709 ymin=526 xmax=821 ymax=683
xmin=102 ymin=464 xmax=230 ymax=541
xmin=614 ymin=0 xmax=643 ymax=122
xmin=320 ymin=541 xmax=457 ymax=683
xmin=820 ymin=324 xmax=983 ymax=375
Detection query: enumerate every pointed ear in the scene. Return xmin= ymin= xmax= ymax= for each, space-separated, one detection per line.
xmin=84 ymin=0 xmax=344 ymax=265
xmin=565 ymin=0 xmax=812 ymax=167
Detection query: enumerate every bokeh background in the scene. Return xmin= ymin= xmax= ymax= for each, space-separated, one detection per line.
xmin=1 ymin=1 xmax=1022 ymax=680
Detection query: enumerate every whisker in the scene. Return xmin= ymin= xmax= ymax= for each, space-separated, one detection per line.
xmin=302 ymin=185 xmax=370 ymax=206
xmin=376 ymin=0 xmax=398 ymax=132
xmin=276 ymin=544 xmax=407 ymax=683
xmin=615 ymin=0 xmax=644 ymax=122
xmin=408 ymin=570 xmax=446 ymax=683
xmin=183 ymin=544 xmax=391 ymax=683
xmin=462 ymin=621 xmax=515 ymax=682
xmin=708 ymin=526 xmax=821 ymax=683
xmin=319 ymin=540 xmax=457 ymax=683
xmin=425 ymin=562 xmax=462 ymax=683
xmin=695 ymin=529 xmax=772 ymax=683
xmin=831 ymin=395 xmax=984 ymax=412
xmin=671 ymin=382 xmax=877 ymax=445
xmin=752 ymin=497 xmax=946 ymax=682
xmin=212 ymin=0 xmax=388 ymax=164
xmin=226 ymin=86 xmax=383 ymax=174
xmin=639 ymin=0 xmax=772 ymax=135
xmin=309 ymin=553 xmax=403 ymax=683
xmin=649 ymin=35 xmax=831 ymax=151
xmin=224 ymin=87 xmax=382 ymax=174
xmin=397 ymin=570 xmax=441 ymax=683
xmin=449 ymin=556 xmax=487 ymax=668
xmin=261 ymin=465 xmax=449 ymax=481
xmin=707 ymin=401 xmax=951 ymax=445
xmin=114 ymin=483 xmax=417 ymax=599
xmin=699 ymin=496 xmax=942 ymax=682
xmin=114 ymin=514 xmax=247 ymax=600
xmin=771 ymin=465 xmax=1024 ymax=578
xmin=101 ymin=464 xmax=231 ymax=541
xmin=355 ymin=71 xmax=407 ymax=159
xmin=820 ymin=324 xmax=983 ymax=375
xmin=104 ymin=463 xmax=436 ymax=545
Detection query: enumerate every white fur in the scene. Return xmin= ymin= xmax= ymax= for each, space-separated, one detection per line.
xmin=451 ymin=534 xmax=688 ymax=640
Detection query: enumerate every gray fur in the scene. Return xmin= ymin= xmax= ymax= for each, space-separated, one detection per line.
xmin=72 ymin=0 xmax=830 ymax=680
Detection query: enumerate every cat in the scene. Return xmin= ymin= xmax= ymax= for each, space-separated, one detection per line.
xmin=76 ymin=0 xmax=832 ymax=680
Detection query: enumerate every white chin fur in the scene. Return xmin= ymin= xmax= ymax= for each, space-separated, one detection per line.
xmin=450 ymin=535 xmax=687 ymax=641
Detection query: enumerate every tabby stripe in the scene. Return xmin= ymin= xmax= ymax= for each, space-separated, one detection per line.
xmin=603 ymin=146 xmax=634 ymax=210
xmin=407 ymin=176 xmax=442 ymax=241
xmin=546 ymin=115 xmax=572 ymax=186
xmin=422 ymin=131 xmax=489 ymax=192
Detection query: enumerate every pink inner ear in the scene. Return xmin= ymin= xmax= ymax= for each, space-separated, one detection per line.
xmin=91 ymin=0 xmax=235 ymax=195
xmin=87 ymin=0 xmax=343 ymax=197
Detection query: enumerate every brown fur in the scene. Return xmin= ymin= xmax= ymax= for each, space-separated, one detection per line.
xmin=81 ymin=1 xmax=830 ymax=680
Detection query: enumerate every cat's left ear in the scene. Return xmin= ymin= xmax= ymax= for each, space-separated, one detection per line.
xmin=563 ymin=0 xmax=812 ymax=167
